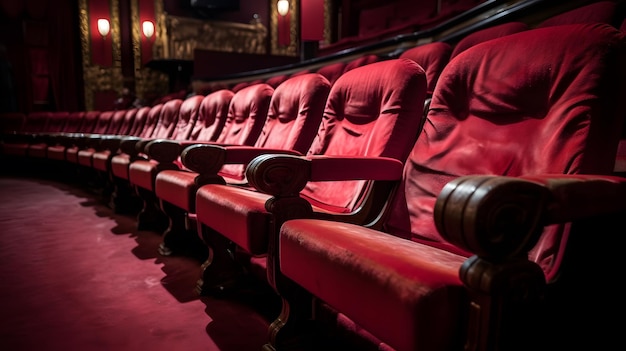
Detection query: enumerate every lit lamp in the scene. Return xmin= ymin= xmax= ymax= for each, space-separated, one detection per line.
xmin=277 ymin=0 xmax=289 ymax=16
xmin=142 ymin=20 xmax=155 ymax=39
xmin=97 ymin=18 xmax=110 ymax=38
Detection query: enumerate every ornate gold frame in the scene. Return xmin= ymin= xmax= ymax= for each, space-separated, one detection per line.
xmin=79 ymin=0 xmax=123 ymax=111
xmin=271 ymin=0 xmax=299 ymax=56
xmin=130 ymin=0 xmax=169 ymax=103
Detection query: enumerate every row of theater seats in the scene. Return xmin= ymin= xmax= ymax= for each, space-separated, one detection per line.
xmin=2 ymin=16 xmax=626 ymax=351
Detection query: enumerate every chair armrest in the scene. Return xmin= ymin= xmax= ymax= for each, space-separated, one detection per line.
xmin=246 ymin=154 xmax=404 ymax=197
xmin=119 ymin=136 xmax=142 ymax=156
xmin=99 ymin=135 xmax=125 ymax=152
xmin=179 ymin=144 xmax=303 ymax=181
xmin=434 ymin=174 xmax=626 ymax=259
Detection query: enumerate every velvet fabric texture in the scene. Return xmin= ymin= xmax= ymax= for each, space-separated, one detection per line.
xmin=279 ymin=23 xmax=626 ymax=351
xmin=399 ymin=41 xmax=452 ymax=95
xmin=110 ymin=104 xmax=164 ymax=180
xmin=195 ymin=58 xmax=427 ymax=255
xmin=449 ymin=21 xmax=528 ymax=59
xmin=155 ymin=74 xmax=330 ymax=213
xmin=128 ymin=96 xmax=203 ymax=191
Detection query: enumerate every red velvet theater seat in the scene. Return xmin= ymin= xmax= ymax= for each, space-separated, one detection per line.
xmin=107 ymin=88 xmax=234 ymax=216
xmin=27 ymin=111 xmax=69 ymax=159
xmin=65 ymin=110 xmax=114 ymax=164
xmin=315 ymin=61 xmax=346 ymax=86
xmin=398 ymin=41 xmax=452 ymax=97
xmin=134 ymin=83 xmax=272 ymax=234
xmin=48 ymin=110 xmax=100 ymax=162
xmin=192 ymin=58 xmax=427 ymax=295
xmin=76 ymin=109 xmax=131 ymax=168
xmin=91 ymin=107 xmax=143 ymax=174
xmin=1 ymin=111 xmax=51 ymax=157
xmin=154 ymin=73 xmax=330 ymax=258
xmin=449 ymin=21 xmax=528 ymax=59
xmin=271 ymin=23 xmax=626 ymax=351
xmin=126 ymin=95 xmax=205 ymax=231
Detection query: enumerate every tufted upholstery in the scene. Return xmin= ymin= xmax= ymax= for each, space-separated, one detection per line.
xmin=128 ymin=95 xmax=203 ymax=192
xmin=192 ymin=58 xmax=427 ymax=298
xmin=109 ymin=103 xmax=164 ymax=181
xmin=277 ymin=23 xmax=626 ymax=351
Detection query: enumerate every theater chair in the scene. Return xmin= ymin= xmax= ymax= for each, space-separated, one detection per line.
xmin=131 ymin=83 xmax=272 ymax=235
xmin=109 ymin=103 xmax=165 ymax=213
xmin=267 ymin=23 xmax=626 ymax=351
xmin=449 ymin=21 xmax=528 ymax=59
xmin=65 ymin=110 xmax=115 ymax=165
xmin=108 ymin=98 xmax=184 ymax=214
xmin=126 ymin=95 xmax=204 ymax=232
xmin=1 ymin=111 xmax=51 ymax=158
xmin=26 ymin=111 xmax=70 ymax=159
xmin=106 ymin=88 xmax=233 ymax=214
xmin=315 ymin=61 xmax=346 ymax=86
xmin=192 ymin=58 xmax=427 ymax=296
xmin=153 ymin=73 xmax=330 ymax=260
xmin=47 ymin=110 xmax=100 ymax=163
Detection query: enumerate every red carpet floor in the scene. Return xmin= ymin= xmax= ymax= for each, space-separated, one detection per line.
xmin=0 ymin=175 xmax=279 ymax=351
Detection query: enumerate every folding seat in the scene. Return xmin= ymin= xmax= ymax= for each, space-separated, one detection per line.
xmin=91 ymin=107 xmax=146 ymax=176
xmin=27 ymin=111 xmax=70 ymax=159
xmin=128 ymin=84 xmax=272 ymax=233
xmin=65 ymin=110 xmax=114 ymax=164
xmin=125 ymin=95 xmax=205 ymax=230
xmin=266 ymin=23 xmax=626 ymax=351
xmin=47 ymin=110 xmax=99 ymax=162
xmin=76 ymin=109 xmax=131 ymax=168
xmin=191 ymin=58 xmax=427 ymax=296
xmin=449 ymin=21 xmax=528 ymax=59
xmin=153 ymin=74 xmax=330 ymax=259
xmin=1 ymin=111 xmax=51 ymax=157
xmin=109 ymin=103 xmax=164 ymax=213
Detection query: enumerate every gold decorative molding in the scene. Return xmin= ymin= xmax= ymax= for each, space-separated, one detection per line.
xmin=131 ymin=0 xmax=169 ymax=103
xmin=79 ymin=0 xmax=123 ymax=111
xmin=156 ymin=14 xmax=268 ymax=61
xmin=271 ymin=0 xmax=298 ymax=56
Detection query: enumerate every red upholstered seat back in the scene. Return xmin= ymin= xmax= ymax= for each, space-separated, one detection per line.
xmin=538 ymin=1 xmax=619 ymax=28
xmin=139 ymin=104 xmax=163 ymax=138
xmin=90 ymin=110 xmax=114 ymax=134
xmin=450 ymin=21 xmax=528 ymax=59
xmin=220 ymin=73 xmax=331 ymax=180
xmin=151 ymin=99 xmax=182 ymax=139
xmin=77 ymin=111 xmax=101 ymax=134
xmin=399 ymin=41 xmax=452 ymax=95
xmin=301 ymin=58 xmax=427 ymax=211
xmin=105 ymin=110 xmax=128 ymax=135
xmin=316 ymin=62 xmax=346 ymax=86
xmin=265 ymin=74 xmax=290 ymax=88
xmin=22 ymin=111 xmax=51 ymax=133
xmin=45 ymin=112 xmax=69 ymax=133
xmin=214 ymin=83 xmax=273 ymax=146
xmin=190 ymin=90 xmax=234 ymax=142
xmin=169 ymin=95 xmax=203 ymax=140
xmin=385 ymin=24 xmax=626 ymax=281
xmin=343 ymin=54 xmax=380 ymax=74
xmin=117 ymin=108 xmax=138 ymax=135
xmin=124 ymin=106 xmax=143 ymax=136
xmin=62 ymin=111 xmax=85 ymax=133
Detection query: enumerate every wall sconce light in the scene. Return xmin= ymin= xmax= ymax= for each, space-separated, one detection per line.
xmin=97 ymin=18 xmax=110 ymax=38
xmin=277 ymin=0 xmax=289 ymax=16
xmin=142 ymin=20 xmax=155 ymax=39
